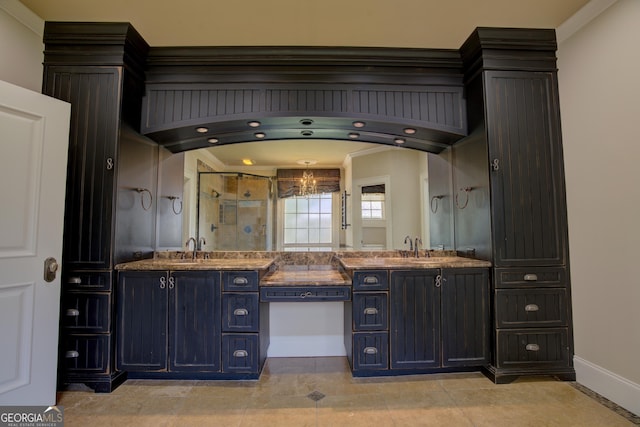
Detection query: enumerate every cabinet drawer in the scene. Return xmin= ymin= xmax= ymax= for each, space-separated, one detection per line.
xmin=62 ymin=293 xmax=111 ymax=333
xmin=352 ymin=292 xmax=388 ymax=331
xmin=495 ymin=289 xmax=568 ymax=328
xmin=352 ymin=332 xmax=389 ymax=371
xmin=223 ymin=271 xmax=259 ymax=292
xmin=495 ymin=328 xmax=571 ymax=369
xmin=260 ymin=286 xmax=351 ymax=302
xmin=353 ymin=270 xmax=388 ymax=291
xmin=222 ymin=293 xmax=260 ymax=332
xmin=61 ymin=334 xmax=111 ymax=374
xmin=64 ymin=271 xmax=112 ymax=292
xmin=222 ymin=334 xmax=259 ymax=373
xmin=495 ymin=267 xmax=567 ymax=289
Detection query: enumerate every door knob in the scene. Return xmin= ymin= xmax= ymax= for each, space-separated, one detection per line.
xmin=44 ymin=257 xmax=58 ymax=283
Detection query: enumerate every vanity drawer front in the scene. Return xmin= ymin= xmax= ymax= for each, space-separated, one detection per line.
xmin=352 ymin=332 xmax=389 ymax=371
xmin=60 ymin=334 xmax=111 ymax=374
xmin=222 ymin=334 xmax=259 ymax=373
xmin=222 ymin=293 xmax=259 ymax=332
xmin=495 ymin=267 xmax=567 ymax=289
xmin=353 ymin=270 xmax=389 ymax=291
xmin=64 ymin=271 xmax=112 ymax=292
xmin=352 ymin=292 xmax=388 ymax=331
xmin=495 ymin=289 xmax=568 ymax=328
xmin=260 ymin=286 xmax=351 ymax=302
xmin=62 ymin=293 xmax=111 ymax=333
xmin=495 ymin=328 xmax=571 ymax=369
xmin=223 ymin=271 xmax=259 ymax=292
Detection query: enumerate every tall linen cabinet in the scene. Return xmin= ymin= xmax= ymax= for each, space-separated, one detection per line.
xmin=42 ymin=23 xmax=150 ymax=392
xmin=457 ymin=28 xmax=575 ymax=383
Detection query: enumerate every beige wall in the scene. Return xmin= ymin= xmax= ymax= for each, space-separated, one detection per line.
xmin=0 ymin=1 xmax=43 ymax=92
xmin=558 ymin=0 xmax=640 ymax=413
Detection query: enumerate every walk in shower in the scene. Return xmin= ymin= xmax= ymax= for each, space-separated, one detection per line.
xmin=197 ymin=172 xmax=273 ymax=251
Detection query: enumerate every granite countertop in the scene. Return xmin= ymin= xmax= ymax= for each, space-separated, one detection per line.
xmin=260 ymin=265 xmax=351 ymax=287
xmin=338 ymin=256 xmax=492 ymax=270
xmin=114 ymin=258 xmax=276 ymax=271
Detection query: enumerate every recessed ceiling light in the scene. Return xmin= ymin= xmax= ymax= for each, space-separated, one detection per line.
xmin=207 ymin=137 xmax=219 ymax=144
xmin=242 ymin=159 xmax=255 ymax=165
xmin=394 ymin=138 xmax=406 ymax=144
xmin=301 ymin=130 xmax=314 ymax=136
xmin=248 ymin=121 xmax=261 ymax=128
xmin=196 ymin=127 xmax=209 ymax=133
xmin=254 ymin=132 xmax=266 ymax=139
xmin=352 ymin=121 xmax=365 ymax=128
xmin=348 ymin=132 xmax=360 ymax=139
xmin=403 ymin=128 xmax=416 ymax=135
xmin=299 ymin=119 xmax=314 ymax=126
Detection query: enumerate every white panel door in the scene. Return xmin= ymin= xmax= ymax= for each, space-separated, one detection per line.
xmin=0 ymin=80 xmax=70 ymax=405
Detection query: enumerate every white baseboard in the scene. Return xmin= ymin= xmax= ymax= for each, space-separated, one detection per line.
xmin=574 ymin=356 xmax=640 ymax=416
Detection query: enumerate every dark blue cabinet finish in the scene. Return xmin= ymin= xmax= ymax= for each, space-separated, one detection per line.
xmin=353 ymin=270 xmax=388 ymax=291
xmin=223 ymin=293 xmax=260 ymax=332
xmin=223 ymin=271 xmax=259 ymax=292
xmin=352 ymin=332 xmax=389 ymax=371
xmin=169 ymin=271 xmax=222 ymax=372
xmin=222 ymin=334 xmax=260 ymax=373
xmin=116 ymin=270 xmax=221 ymax=374
xmin=390 ymin=270 xmax=441 ymax=370
xmin=352 ymin=293 xmax=388 ymax=331
xmin=441 ymin=268 xmax=490 ymax=368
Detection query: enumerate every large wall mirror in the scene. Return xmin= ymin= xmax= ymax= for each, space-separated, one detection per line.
xmin=177 ymin=139 xmax=453 ymax=252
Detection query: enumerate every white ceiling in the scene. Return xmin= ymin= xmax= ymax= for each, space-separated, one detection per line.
xmin=19 ymin=0 xmax=591 ymax=168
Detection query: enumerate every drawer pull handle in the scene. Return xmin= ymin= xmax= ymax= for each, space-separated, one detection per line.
xmin=233 ymin=350 xmax=248 ymax=358
xmin=65 ymin=350 xmax=79 ymax=358
xmin=363 ymin=347 xmax=378 ymax=355
xmin=233 ymin=277 xmax=249 ymax=285
xmin=525 ymin=344 xmax=540 ymax=352
xmin=525 ymin=304 xmax=539 ymax=312
xmin=66 ymin=309 xmax=80 ymax=317
xmin=363 ymin=276 xmax=379 ymax=284
xmin=363 ymin=308 xmax=378 ymax=315
xmin=68 ymin=277 xmax=82 ymax=284
xmin=233 ymin=308 xmax=248 ymax=316
xmin=524 ymin=274 xmax=538 ymax=281
xmin=300 ymin=291 xmax=313 ymax=298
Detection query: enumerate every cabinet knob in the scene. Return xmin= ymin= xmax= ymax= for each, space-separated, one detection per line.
xmin=65 ymin=350 xmax=79 ymax=358
xmin=66 ymin=309 xmax=80 ymax=317
xmin=160 ymin=277 xmax=166 ymax=289
xmin=68 ymin=277 xmax=82 ymax=284
xmin=300 ymin=291 xmax=313 ymax=298
xmin=233 ymin=350 xmax=248 ymax=358
xmin=525 ymin=304 xmax=539 ymax=312
xmin=524 ymin=274 xmax=538 ymax=281
xmin=525 ymin=343 xmax=540 ymax=352
xmin=363 ymin=308 xmax=379 ymax=315
xmin=233 ymin=308 xmax=249 ymax=316
xmin=363 ymin=347 xmax=378 ymax=355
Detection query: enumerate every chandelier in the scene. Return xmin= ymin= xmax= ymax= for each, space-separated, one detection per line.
xmin=299 ymin=161 xmax=317 ymax=197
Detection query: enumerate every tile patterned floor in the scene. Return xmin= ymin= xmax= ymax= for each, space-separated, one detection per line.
xmin=57 ymin=357 xmax=637 ymax=426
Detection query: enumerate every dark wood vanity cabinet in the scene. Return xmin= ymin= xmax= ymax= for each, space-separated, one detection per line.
xmin=347 ymin=268 xmax=489 ymax=375
xmin=116 ymin=270 xmax=222 ymax=374
xmin=390 ymin=268 xmax=490 ymax=371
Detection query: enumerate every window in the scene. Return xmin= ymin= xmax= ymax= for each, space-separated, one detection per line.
xmin=361 ymin=192 xmax=385 ymax=219
xmin=283 ymin=193 xmax=333 ymax=250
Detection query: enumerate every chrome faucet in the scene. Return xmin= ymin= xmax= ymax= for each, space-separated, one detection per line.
xmin=414 ymin=237 xmax=422 ymax=258
xmin=404 ymin=235 xmax=413 ymax=251
xmin=198 ymin=236 xmax=206 ymax=250
xmin=186 ymin=237 xmax=197 ymax=260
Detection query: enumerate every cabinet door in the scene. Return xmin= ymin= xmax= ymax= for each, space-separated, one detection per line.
xmin=169 ymin=271 xmax=221 ymax=372
xmin=390 ymin=270 xmax=440 ymax=369
xmin=43 ymin=66 xmax=122 ymax=270
xmin=441 ymin=268 xmax=490 ymax=367
xmin=116 ymin=271 xmax=168 ymax=371
xmin=485 ymin=70 xmax=567 ymax=267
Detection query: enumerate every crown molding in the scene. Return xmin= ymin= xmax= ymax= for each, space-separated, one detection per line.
xmin=556 ymin=0 xmax=618 ymax=44
xmin=0 ymin=0 xmax=44 ymax=37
